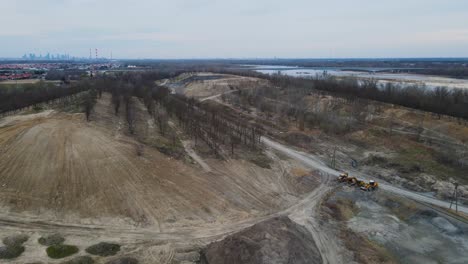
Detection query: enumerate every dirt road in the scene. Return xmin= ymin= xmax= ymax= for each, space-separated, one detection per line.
xmin=199 ymin=90 xmax=237 ymax=102
xmin=181 ymin=140 xmax=212 ymax=172
xmin=262 ymin=137 xmax=468 ymax=214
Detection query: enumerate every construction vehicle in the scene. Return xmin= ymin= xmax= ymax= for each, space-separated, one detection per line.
xmin=356 ymin=179 xmax=367 ymax=188
xmin=337 ymin=172 xmax=378 ymax=191
xmin=361 ymin=180 xmax=379 ymax=191
xmin=338 ymin=172 xmax=349 ymax=182
xmin=338 ymin=172 xmax=359 ymax=185
xmin=347 ymin=177 xmax=359 ymax=185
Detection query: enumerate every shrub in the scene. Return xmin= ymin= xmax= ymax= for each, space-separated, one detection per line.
xmin=85 ymin=242 xmax=121 ymax=257
xmin=46 ymin=244 xmax=79 ymax=259
xmin=249 ymin=153 xmax=272 ymax=169
xmin=3 ymin=234 xmax=29 ymax=247
xmin=0 ymin=245 xmax=25 ymax=259
xmin=39 ymin=234 xmax=65 ymax=246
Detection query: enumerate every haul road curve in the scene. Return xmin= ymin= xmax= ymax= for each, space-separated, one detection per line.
xmin=261 ymin=137 xmax=468 ymax=215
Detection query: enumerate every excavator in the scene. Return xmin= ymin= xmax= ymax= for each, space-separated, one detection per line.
xmin=337 ymin=172 xmax=378 ymax=191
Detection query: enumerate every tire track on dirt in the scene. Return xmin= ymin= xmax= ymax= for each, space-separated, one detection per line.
xmin=0 ymin=162 xmax=333 ymax=244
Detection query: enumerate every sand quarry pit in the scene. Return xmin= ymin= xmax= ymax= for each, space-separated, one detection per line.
xmin=3 ymin=73 xmax=465 ymax=263
xmin=0 ymin=95 xmax=318 ymax=227
xmin=164 ymin=72 xmax=269 ymax=99
xmin=0 ymin=93 xmax=322 ymax=263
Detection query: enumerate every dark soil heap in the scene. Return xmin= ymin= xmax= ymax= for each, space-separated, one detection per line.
xmin=200 ymin=216 xmax=322 ymax=264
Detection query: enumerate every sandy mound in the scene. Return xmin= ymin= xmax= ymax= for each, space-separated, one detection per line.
xmin=0 ymin=94 xmax=315 ymax=230
xmin=200 ymin=216 xmax=322 ymax=264
xmin=182 ymin=73 xmax=269 ymax=98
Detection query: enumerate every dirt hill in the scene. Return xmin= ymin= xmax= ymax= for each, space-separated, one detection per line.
xmin=200 ymin=216 xmax=322 ymax=264
xmin=0 ymin=93 xmax=317 ymax=231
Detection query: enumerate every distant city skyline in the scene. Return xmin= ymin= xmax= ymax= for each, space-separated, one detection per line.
xmin=22 ymin=52 xmax=74 ymax=60
xmin=1 ymin=0 xmax=468 ymax=59
xmin=19 ymin=50 xmax=111 ymax=61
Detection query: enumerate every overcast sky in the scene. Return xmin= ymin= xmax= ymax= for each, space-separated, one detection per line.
xmin=1 ymin=0 xmax=468 ymax=58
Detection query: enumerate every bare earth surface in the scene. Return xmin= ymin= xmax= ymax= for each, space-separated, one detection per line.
xmin=1 ymin=74 xmax=467 ymax=263
xmin=164 ymin=72 xmax=269 ymax=99
xmin=0 ymin=94 xmax=317 ymax=228
xmin=200 ymin=216 xmax=322 ymax=264
xmin=0 ymin=92 xmax=326 ymax=263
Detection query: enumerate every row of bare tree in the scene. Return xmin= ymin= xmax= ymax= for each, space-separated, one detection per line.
xmin=0 ymin=81 xmax=89 ymax=114
xmin=101 ymin=72 xmax=262 ymax=155
xmin=217 ymin=69 xmax=468 ymax=122
xmin=159 ymin=93 xmax=262 ymax=155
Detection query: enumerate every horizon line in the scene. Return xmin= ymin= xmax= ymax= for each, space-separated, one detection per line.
xmin=1 ymin=56 xmax=468 ymax=61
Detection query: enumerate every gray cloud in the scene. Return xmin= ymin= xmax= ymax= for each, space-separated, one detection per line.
xmin=1 ymin=0 xmax=468 ymax=58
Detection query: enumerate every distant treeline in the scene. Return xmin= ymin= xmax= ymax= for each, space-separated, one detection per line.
xmin=0 ymin=82 xmax=89 ymax=114
xmin=45 ymin=69 xmax=88 ymax=81
xmin=0 ymin=70 xmax=181 ymax=115
xmin=3 ymin=64 xmax=467 ymax=124
xmin=224 ymin=58 xmax=468 ymax=78
xmin=219 ymin=69 xmax=468 ymax=121
xmin=411 ymin=68 xmax=468 ymax=79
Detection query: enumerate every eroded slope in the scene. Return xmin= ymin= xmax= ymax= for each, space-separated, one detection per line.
xmin=0 ymin=93 xmax=318 ymax=231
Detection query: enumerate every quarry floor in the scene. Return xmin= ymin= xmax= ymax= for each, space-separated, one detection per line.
xmin=0 ymin=73 xmax=467 ymax=263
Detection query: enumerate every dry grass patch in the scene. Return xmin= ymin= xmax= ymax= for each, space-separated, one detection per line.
xmin=290 ymin=167 xmax=309 ymax=177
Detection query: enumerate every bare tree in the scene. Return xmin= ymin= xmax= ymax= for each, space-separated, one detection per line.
xmin=84 ymin=89 xmax=97 ymax=121
xmin=125 ymin=95 xmax=135 ymax=134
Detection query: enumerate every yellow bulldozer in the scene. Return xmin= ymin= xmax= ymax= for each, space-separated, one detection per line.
xmin=337 ymin=172 xmax=378 ymax=191
xmin=360 ymin=180 xmax=379 ymax=191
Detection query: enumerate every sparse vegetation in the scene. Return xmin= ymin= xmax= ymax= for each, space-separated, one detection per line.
xmin=0 ymin=81 xmax=89 ymax=115
xmin=359 ymin=129 xmax=468 ymax=186
xmin=0 ymin=245 xmax=25 ymax=259
xmin=46 ymin=244 xmax=79 ymax=259
xmin=84 ymin=89 xmax=98 ymax=121
xmin=222 ymin=69 xmax=468 ymax=122
xmin=322 ymin=192 xmax=398 ymax=264
xmin=85 ymin=242 xmax=121 ymax=257
xmin=0 ymin=234 xmax=28 ymax=259
xmin=247 ymin=151 xmax=272 ymax=169
xmin=3 ymin=234 xmax=29 ymax=247
xmin=38 ymin=234 xmax=65 ymax=246
xmin=325 ymin=198 xmax=358 ymax=221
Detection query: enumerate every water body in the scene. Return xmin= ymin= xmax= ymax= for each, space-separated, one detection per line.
xmin=245 ymin=65 xmax=468 ymax=90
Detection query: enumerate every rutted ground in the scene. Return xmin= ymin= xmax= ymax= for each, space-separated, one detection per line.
xmin=2 ymin=73 xmax=467 ymax=263
xmin=0 ymin=94 xmax=319 ymax=228
xmin=0 ymin=92 xmax=324 ymax=263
